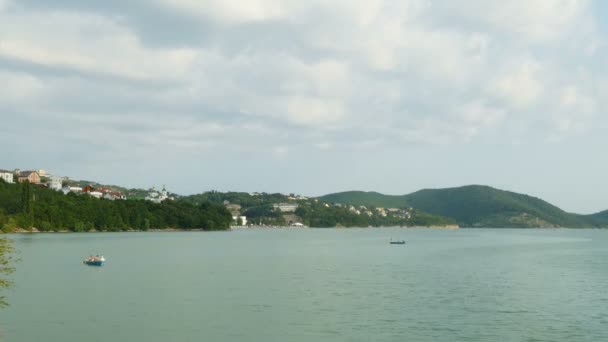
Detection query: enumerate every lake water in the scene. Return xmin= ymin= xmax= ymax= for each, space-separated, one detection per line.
xmin=1 ymin=228 xmax=607 ymax=341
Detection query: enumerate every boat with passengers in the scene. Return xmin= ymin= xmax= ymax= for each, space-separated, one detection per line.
xmin=83 ymin=255 xmax=105 ymax=266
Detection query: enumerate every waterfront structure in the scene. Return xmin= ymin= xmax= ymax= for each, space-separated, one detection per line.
xmin=232 ymin=215 xmax=248 ymax=226
xmin=0 ymin=170 xmax=13 ymax=183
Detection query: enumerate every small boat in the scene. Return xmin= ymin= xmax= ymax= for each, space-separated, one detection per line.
xmin=83 ymin=255 xmax=106 ymax=266
xmin=390 ymin=239 xmax=406 ymax=245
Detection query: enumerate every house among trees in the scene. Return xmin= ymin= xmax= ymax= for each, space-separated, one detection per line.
xmin=17 ymin=170 xmax=41 ymax=184
xmin=83 ymin=184 xmax=126 ymax=200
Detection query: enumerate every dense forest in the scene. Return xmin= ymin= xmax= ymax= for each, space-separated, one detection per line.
xmin=0 ymin=180 xmax=232 ymax=232
xmin=181 ymin=191 xmax=291 ymax=208
xmin=320 ymin=185 xmax=608 ymax=228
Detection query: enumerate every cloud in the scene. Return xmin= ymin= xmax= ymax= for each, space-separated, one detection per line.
xmin=492 ymin=59 xmax=543 ymax=108
xmin=0 ymin=0 xmax=605 ymax=160
xmin=434 ymin=0 xmax=591 ymax=43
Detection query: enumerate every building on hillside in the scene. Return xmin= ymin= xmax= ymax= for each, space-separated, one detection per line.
xmin=49 ymin=176 xmax=63 ymax=191
xmin=225 ymin=203 xmax=242 ymax=212
xmin=89 ymin=191 xmax=103 ymax=199
xmin=225 ymin=203 xmax=243 ymax=221
xmin=62 ymin=186 xmax=83 ymax=194
xmin=80 ymin=184 xmax=125 ymax=200
xmin=82 ymin=185 xmax=96 ymax=193
xmin=103 ymin=191 xmax=126 ymax=200
xmin=273 ymin=203 xmax=299 ymax=212
xmin=145 ymin=186 xmax=172 ymax=203
xmin=18 ymin=171 xmax=41 ymax=183
xmin=0 ymin=170 xmax=14 ymax=183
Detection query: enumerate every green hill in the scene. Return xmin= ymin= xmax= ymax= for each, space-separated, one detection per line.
xmin=319 ymin=185 xmax=608 ymax=228
xmin=317 ymin=191 xmax=407 ymax=208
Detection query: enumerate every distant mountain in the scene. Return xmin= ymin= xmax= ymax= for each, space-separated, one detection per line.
xmin=319 ymin=185 xmax=608 ymax=228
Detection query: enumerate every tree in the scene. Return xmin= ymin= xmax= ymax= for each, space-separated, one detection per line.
xmin=0 ymin=237 xmax=16 ymax=307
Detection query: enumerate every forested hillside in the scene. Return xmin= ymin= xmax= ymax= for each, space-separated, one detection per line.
xmin=0 ymin=180 xmax=231 ymax=232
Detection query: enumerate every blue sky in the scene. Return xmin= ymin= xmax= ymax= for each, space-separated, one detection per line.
xmin=1 ymin=0 xmax=606 ymax=213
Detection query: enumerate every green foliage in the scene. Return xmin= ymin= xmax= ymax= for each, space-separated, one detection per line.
xmin=296 ymin=202 xmax=368 ymax=227
xmin=181 ymin=191 xmax=291 ymax=208
xmin=244 ymin=204 xmax=286 ymax=225
xmin=0 ymin=237 xmax=16 ymax=307
xmin=404 ymin=185 xmax=587 ymax=227
xmin=0 ymin=181 xmax=232 ymax=231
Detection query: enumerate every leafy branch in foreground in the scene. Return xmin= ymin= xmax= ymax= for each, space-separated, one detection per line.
xmin=0 ymin=237 xmax=16 ymax=307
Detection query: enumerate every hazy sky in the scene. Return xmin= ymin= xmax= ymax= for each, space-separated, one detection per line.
xmin=1 ymin=0 xmax=607 ymax=213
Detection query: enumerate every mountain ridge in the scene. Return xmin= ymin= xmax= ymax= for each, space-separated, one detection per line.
xmin=318 ymin=185 xmax=607 ymax=228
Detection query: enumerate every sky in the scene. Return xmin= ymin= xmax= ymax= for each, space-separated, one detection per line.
xmin=0 ymin=0 xmax=607 ymax=213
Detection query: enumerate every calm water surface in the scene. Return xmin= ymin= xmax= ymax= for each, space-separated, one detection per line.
xmin=1 ymin=228 xmax=607 ymax=341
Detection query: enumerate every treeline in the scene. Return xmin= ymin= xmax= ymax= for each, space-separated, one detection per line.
xmin=0 ymin=180 xmax=232 ymax=232
xmin=181 ymin=191 xmax=291 ymax=207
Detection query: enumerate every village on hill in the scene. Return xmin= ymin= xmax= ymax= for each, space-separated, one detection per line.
xmin=0 ymin=168 xmax=172 ymax=203
xmin=1 ymin=167 xmax=434 ymax=229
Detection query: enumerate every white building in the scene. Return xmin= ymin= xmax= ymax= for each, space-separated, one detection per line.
xmin=62 ymin=186 xmax=83 ymax=194
xmin=273 ymin=203 xmax=299 ymax=212
xmin=232 ymin=215 xmax=248 ymax=226
xmin=89 ymin=191 xmax=103 ymax=199
xmin=145 ymin=186 xmax=172 ymax=203
xmin=49 ymin=176 xmax=63 ymax=191
xmin=0 ymin=171 xmax=13 ymax=183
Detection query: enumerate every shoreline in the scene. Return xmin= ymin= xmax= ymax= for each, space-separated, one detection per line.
xmin=9 ymin=225 xmax=606 ymax=233
xmin=3 ymin=225 xmax=461 ymax=234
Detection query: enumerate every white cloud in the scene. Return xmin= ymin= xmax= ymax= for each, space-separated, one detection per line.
xmin=157 ymin=0 xmax=288 ymax=23
xmin=0 ymin=0 xmax=604 ymax=153
xmin=285 ymin=96 xmax=345 ymax=127
xmin=0 ymin=70 xmax=44 ymax=104
xmin=492 ymin=60 xmax=543 ymax=108
xmin=554 ymin=85 xmax=596 ymax=133
xmin=436 ymin=0 xmax=591 ymax=43
xmin=0 ymin=11 xmax=199 ymax=81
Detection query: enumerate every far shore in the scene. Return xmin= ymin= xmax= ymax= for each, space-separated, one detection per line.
xmin=3 ymin=225 xmax=462 ymax=234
